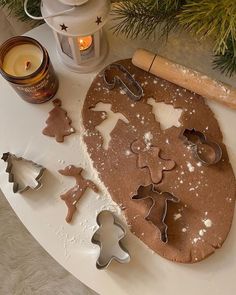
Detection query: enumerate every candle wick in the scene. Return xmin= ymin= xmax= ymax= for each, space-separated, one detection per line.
xmin=25 ymin=61 xmax=31 ymax=71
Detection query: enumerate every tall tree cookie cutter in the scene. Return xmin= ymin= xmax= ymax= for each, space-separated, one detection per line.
xmin=103 ymin=63 xmax=143 ymax=101
xmin=181 ymin=128 xmax=222 ymax=165
xmin=132 ymin=184 xmax=179 ymax=243
xmin=91 ymin=210 xmax=131 ymax=270
xmin=1 ymin=152 xmax=45 ymax=193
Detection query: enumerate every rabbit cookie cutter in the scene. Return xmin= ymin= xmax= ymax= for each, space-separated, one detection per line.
xmin=91 ymin=210 xmax=131 ymax=270
xmin=103 ymin=63 xmax=143 ymax=101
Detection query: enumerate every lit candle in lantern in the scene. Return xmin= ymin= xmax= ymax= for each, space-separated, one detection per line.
xmin=2 ymin=44 xmax=43 ymax=77
xmin=78 ymin=35 xmax=93 ymax=51
xmin=0 ymin=36 xmax=59 ymax=104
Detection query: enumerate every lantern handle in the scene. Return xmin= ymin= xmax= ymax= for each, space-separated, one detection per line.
xmin=24 ymin=0 xmax=76 ymax=20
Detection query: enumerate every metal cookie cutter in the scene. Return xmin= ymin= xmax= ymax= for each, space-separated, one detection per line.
xmin=91 ymin=210 xmax=130 ymax=270
xmin=132 ymin=184 xmax=179 ymax=243
xmin=1 ymin=152 xmax=46 ymax=193
xmin=181 ymin=128 xmax=222 ymax=165
xmin=103 ymin=63 xmax=143 ymax=101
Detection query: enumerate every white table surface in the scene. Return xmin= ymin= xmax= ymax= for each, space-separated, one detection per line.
xmin=1 ymin=23 xmax=236 ymax=295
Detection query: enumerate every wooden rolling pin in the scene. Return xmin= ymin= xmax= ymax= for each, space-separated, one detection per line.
xmin=132 ymin=48 xmax=236 ymax=109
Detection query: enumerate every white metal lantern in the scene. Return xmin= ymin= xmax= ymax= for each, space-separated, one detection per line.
xmin=25 ymin=0 xmax=110 ymax=72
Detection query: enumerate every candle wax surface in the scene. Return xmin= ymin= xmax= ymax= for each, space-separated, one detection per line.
xmin=3 ymin=44 xmax=43 ymax=77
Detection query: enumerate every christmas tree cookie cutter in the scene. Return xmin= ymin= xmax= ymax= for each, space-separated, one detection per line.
xmin=132 ymin=184 xmax=179 ymax=243
xmin=91 ymin=210 xmax=131 ymax=270
xmin=1 ymin=152 xmax=46 ymax=193
xmin=103 ymin=63 xmax=143 ymax=101
xmin=181 ymin=128 xmax=222 ymax=165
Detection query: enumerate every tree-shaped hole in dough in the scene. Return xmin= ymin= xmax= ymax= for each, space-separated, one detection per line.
xmin=147 ymin=98 xmax=182 ymax=130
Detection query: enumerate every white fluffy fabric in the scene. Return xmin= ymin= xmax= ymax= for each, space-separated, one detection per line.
xmin=0 ymin=191 xmax=96 ymax=295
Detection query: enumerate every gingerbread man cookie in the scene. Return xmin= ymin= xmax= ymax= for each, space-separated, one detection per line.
xmin=131 ymin=140 xmax=175 ymax=184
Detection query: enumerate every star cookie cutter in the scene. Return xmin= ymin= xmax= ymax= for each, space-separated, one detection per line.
xmin=103 ymin=63 xmax=143 ymax=101
xmin=91 ymin=210 xmax=131 ymax=270
xmin=181 ymin=128 xmax=222 ymax=165
xmin=1 ymin=152 xmax=46 ymax=193
xmin=132 ymin=184 xmax=179 ymax=243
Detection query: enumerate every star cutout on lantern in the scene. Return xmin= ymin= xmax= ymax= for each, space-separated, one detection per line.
xmin=96 ymin=16 xmax=102 ymax=25
xmin=60 ymin=23 xmax=68 ymax=32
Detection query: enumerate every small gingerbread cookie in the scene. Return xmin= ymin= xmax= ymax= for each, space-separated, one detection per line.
xmin=43 ymin=99 xmax=75 ymax=142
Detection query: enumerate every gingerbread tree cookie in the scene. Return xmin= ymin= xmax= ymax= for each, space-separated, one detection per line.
xmin=131 ymin=140 xmax=175 ymax=184
xmin=43 ymin=99 xmax=75 ymax=143
xmin=132 ymin=185 xmax=179 ymax=243
xmin=59 ymin=165 xmax=99 ymax=223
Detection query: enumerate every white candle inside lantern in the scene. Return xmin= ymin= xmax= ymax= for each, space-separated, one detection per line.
xmin=78 ymin=35 xmax=93 ymax=51
xmin=2 ymin=44 xmax=43 ymax=77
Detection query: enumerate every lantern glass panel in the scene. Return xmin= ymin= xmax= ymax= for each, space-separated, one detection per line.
xmin=59 ymin=35 xmax=73 ymax=59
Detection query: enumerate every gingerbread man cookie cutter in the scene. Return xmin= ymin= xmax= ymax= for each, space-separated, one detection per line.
xmin=132 ymin=184 xmax=179 ymax=243
xmin=91 ymin=210 xmax=131 ymax=270
xmin=103 ymin=63 xmax=143 ymax=101
xmin=181 ymin=128 xmax=222 ymax=165
xmin=1 ymin=152 xmax=45 ymax=193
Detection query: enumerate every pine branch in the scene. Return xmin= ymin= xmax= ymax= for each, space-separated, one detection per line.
xmin=0 ymin=0 xmax=42 ymax=25
xmin=213 ymin=37 xmax=236 ymax=77
xmin=178 ymin=0 xmax=236 ymax=55
xmin=112 ymin=0 xmax=185 ymax=39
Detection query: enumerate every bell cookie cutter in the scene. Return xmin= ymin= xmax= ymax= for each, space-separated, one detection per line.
xmin=132 ymin=184 xmax=179 ymax=243
xmin=1 ymin=152 xmax=46 ymax=193
xmin=181 ymin=128 xmax=222 ymax=165
xmin=103 ymin=63 xmax=143 ymax=101
xmin=91 ymin=210 xmax=130 ymax=270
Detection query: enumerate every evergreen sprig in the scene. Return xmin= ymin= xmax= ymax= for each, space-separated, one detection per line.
xmin=213 ymin=37 xmax=236 ymax=77
xmin=0 ymin=0 xmax=41 ymax=24
xmin=112 ymin=0 xmax=183 ymax=39
xmin=178 ymin=0 xmax=236 ymax=56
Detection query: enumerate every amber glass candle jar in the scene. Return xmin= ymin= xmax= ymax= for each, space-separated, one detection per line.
xmin=0 ymin=36 xmax=59 ymax=104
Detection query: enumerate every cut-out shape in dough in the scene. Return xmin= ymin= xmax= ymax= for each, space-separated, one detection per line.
xmin=91 ymin=103 xmax=129 ymax=150
xmin=132 ymin=184 xmax=179 ymax=243
xmin=59 ymin=165 xmax=99 ymax=223
xmin=147 ymin=98 xmax=182 ymax=130
xmin=131 ymin=140 xmax=175 ymax=184
xmin=91 ymin=210 xmax=130 ymax=269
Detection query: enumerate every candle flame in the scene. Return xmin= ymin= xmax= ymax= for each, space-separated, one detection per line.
xmin=77 ymin=36 xmax=93 ymax=51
